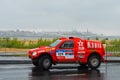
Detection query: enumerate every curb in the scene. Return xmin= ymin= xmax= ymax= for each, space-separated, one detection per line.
xmin=0 ymin=60 xmax=119 ymax=64
xmin=107 ymin=60 xmax=120 ymax=63
xmin=0 ymin=60 xmax=32 ymax=64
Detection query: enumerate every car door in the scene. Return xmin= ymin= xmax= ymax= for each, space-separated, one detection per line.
xmin=56 ymin=40 xmax=75 ymax=62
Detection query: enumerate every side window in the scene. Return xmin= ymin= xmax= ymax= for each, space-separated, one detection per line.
xmin=60 ymin=41 xmax=74 ymax=48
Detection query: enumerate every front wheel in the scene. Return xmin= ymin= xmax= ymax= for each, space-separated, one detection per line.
xmin=38 ymin=55 xmax=52 ymax=70
xmin=88 ymin=55 xmax=101 ymax=69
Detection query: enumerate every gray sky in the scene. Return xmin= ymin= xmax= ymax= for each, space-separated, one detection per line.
xmin=0 ymin=0 xmax=120 ymax=36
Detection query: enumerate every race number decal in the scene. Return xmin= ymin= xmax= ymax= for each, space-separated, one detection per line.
xmin=56 ymin=50 xmax=65 ymax=56
xmin=57 ymin=52 xmax=65 ymax=56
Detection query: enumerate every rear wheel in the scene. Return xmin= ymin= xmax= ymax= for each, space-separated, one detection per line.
xmin=38 ymin=55 xmax=52 ymax=70
xmin=88 ymin=55 xmax=101 ymax=69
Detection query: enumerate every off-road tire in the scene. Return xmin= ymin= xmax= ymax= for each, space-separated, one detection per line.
xmin=88 ymin=55 xmax=101 ymax=69
xmin=38 ymin=55 xmax=52 ymax=70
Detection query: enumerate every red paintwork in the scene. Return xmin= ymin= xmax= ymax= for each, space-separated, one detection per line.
xmin=28 ymin=37 xmax=105 ymax=64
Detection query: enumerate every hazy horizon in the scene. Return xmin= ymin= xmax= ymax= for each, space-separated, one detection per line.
xmin=0 ymin=0 xmax=120 ymax=36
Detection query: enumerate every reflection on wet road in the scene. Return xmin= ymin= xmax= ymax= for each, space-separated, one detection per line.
xmin=30 ymin=67 xmax=104 ymax=80
xmin=0 ymin=63 xmax=120 ymax=80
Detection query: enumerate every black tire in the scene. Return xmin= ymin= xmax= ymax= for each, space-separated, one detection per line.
xmin=38 ymin=55 xmax=52 ymax=70
xmin=32 ymin=59 xmax=39 ymax=67
xmin=88 ymin=55 xmax=101 ymax=69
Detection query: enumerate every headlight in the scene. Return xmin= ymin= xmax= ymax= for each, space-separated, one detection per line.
xmin=32 ymin=52 xmax=37 ymax=56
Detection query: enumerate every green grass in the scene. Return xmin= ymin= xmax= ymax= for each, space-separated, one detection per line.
xmin=0 ymin=37 xmax=57 ymax=49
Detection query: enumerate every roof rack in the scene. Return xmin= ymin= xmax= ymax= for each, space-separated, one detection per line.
xmin=69 ymin=37 xmax=74 ymax=39
xmin=69 ymin=37 xmax=81 ymax=40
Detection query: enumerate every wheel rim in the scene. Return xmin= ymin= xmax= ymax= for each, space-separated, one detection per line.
xmin=91 ymin=58 xmax=99 ymax=67
xmin=43 ymin=58 xmax=50 ymax=68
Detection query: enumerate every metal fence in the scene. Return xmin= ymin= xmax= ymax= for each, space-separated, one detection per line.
xmin=106 ymin=45 xmax=120 ymax=57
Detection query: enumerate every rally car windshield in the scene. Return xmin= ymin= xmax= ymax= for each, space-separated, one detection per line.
xmin=49 ymin=40 xmax=61 ymax=47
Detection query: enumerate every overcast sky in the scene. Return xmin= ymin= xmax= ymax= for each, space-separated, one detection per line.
xmin=0 ymin=0 xmax=120 ymax=36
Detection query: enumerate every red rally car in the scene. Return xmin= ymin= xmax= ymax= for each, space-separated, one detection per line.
xmin=28 ymin=37 xmax=105 ymax=70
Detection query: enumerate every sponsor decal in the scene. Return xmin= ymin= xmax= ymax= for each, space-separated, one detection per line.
xmin=56 ymin=50 xmax=74 ymax=59
xmin=56 ymin=50 xmax=65 ymax=59
xmin=77 ymin=51 xmax=86 ymax=54
xmin=77 ymin=51 xmax=85 ymax=58
xmin=51 ymin=48 xmax=55 ymax=50
xmin=46 ymin=48 xmax=55 ymax=52
xmin=50 ymin=51 xmax=54 ymax=54
xmin=65 ymin=50 xmax=73 ymax=52
xmin=56 ymin=50 xmax=65 ymax=56
xmin=65 ymin=53 xmax=74 ymax=59
xmin=87 ymin=42 xmax=102 ymax=49
xmin=38 ymin=50 xmax=45 ymax=53
xmin=46 ymin=48 xmax=51 ymax=52
xmin=78 ymin=40 xmax=85 ymax=50
xmin=65 ymin=50 xmax=74 ymax=59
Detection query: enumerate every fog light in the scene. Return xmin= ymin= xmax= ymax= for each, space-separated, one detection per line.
xmin=32 ymin=52 xmax=37 ymax=56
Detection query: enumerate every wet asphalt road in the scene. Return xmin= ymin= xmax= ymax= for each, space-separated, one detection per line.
xmin=0 ymin=63 xmax=119 ymax=80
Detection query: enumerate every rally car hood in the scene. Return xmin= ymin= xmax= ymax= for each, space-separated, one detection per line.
xmin=29 ymin=46 xmax=54 ymax=53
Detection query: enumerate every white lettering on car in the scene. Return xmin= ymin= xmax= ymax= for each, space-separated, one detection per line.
xmin=87 ymin=42 xmax=102 ymax=48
